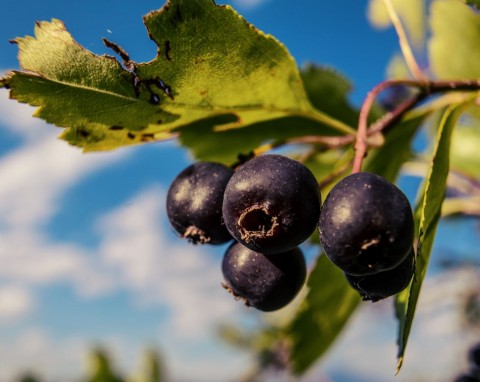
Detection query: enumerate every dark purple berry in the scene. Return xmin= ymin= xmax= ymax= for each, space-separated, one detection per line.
xmin=166 ymin=162 xmax=233 ymax=244
xmin=222 ymin=154 xmax=321 ymax=254
xmin=221 ymin=242 xmax=306 ymax=312
xmin=469 ymin=343 xmax=480 ymax=368
xmin=453 ymin=375 xmax=480 ymax=382
xmin=345 ymin=247 xmax=415 ymax=302
xmin=318 ymin=172 xmax=414 ymax=276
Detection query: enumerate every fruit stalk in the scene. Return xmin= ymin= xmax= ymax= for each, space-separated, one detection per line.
xmin=352 ymin=78 xmax=480 ymax=174
xmin=382 ymin=0 xmax=427 ymax=82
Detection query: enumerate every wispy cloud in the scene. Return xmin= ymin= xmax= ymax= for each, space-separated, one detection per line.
xmin=0 ymin=284 xmax=35 ymax=323
xmin=95 ymin=186 xmax=233 ymax=319
xmin=0 ymin=89 xmax=55 ymax=142
xmin=0 ymin=93 xmax=123 ymax=300
xmin=0 ymin=90 xmax=130 ymax=301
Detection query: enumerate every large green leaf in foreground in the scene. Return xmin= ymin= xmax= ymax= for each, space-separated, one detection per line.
xmin=0 ymin=0 xmax=353 ymax=152
xmin=395 ymin=103 xmax=466 ymax=372
xmin=288 ymin=254 xmax=361 ymax=375
xmin=287 ymin=106 xmax=432 ymax=376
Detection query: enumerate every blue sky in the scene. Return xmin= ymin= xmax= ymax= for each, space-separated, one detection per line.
xmin=0 ymin=1 xmax=479 ymax=381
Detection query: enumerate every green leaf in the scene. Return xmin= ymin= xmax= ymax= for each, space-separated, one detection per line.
xmin=385 ymin=53 xmax=412 ymax=79
xmin=178 ymin=115 xmax=348 ymax=165
xmin=300 ymin=65 xmax=360 ymax=127
xmin=304 ymin=149 xmax=353 ymax=187
xmin=395 ymin=103 xmax=466 ymax=372
xmin=0 ymin=0 xmax=353 ymax=152
xmin=465 ymin=0 xmax=480 ymax=10
xmin=138 ymin=349 xmax=166 ymax=382
xmin=367 ymin=0 xmax=426 ymax=48
xmin=288 ymin=253 xmax=361 ymax=375
xmin=179 ymin=66 xmax=359 ymax=164
xmin=429 ymin=0 xmax=480 ymax=79
xmin=286 ymin=107 xmax=430 ymax=376
xmin=86 ymin=348 xmax=125 ymax=382
xmin=450 ymin=123 xmax=480 ymax=178
xmin=18 ymin=374 xmax=41 ymax=382
xmin=364 ymin=108 xmax=433 ymax=182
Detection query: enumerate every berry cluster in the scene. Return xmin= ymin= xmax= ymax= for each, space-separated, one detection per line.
xmin=166 ymin=154 xmax=415 ymax=310
xmin=167 ymin=154 xmax=318 ymax=311
xmin=453 ymin=343 xmax=480 ymax=382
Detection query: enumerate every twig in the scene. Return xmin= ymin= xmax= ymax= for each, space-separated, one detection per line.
xmin=382 ymin=0 xmax=427 ymax=82
xmin=367 ymin=91 xmax=428 ymax=136
xmin=352 ymin=78 xmax=480 ymax=174
xmin=352 ymin=80 xmax=406 ymax=174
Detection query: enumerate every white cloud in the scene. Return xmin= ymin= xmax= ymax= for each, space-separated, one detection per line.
xmin=0 ymin=122 xmax=125 ymax=230
xmin=0 ymin=231 xmax=116 ymax=297
xmin=0 ymin=89 xmax=50 ymax=141
xmin=96 ymin=186 xmax=244 ymax=339
xmin=0 ymin=284 xmax=35 ymax=322
xmin=0 ymin=88 xmax=129 ymax=295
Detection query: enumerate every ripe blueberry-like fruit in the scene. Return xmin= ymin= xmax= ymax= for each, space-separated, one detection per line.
xmin=318 ymin=172 xmax=414 ymax=276
xmin=345 ymin=247 xmax=415 ymax=302
xmin=222 ymin=154 xmax=321 ymax=254
xmin=221 ymin=241 xmax=306 ymax=312
xmin=470 ymin=343 xmax=480 ymax=368
xmin=453 ymin=375 xmax=480 ymax=382
xmin=166 ymin=161 xmax=233 ymax=244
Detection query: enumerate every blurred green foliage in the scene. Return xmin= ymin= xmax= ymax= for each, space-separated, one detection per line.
xmin=14 ymin=348 xmax=166 ymax=382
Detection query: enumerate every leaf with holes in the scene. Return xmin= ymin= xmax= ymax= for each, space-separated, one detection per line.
xmin=0 ymin=0 xmax=353 ymax=152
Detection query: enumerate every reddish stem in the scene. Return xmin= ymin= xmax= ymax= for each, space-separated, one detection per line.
xmin=238 ymin=80 xmax=480 ymax=174
xmin=352 ymin=79 xmax=480 ymax=174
